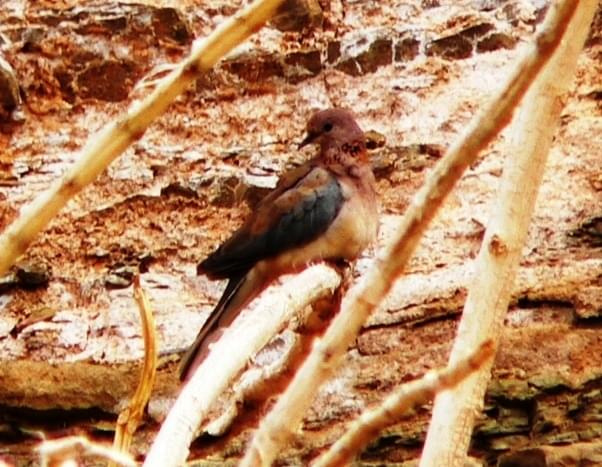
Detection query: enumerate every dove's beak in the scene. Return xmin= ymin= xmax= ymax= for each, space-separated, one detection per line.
xmin=298 ymin=132 xmax=319 ymax=149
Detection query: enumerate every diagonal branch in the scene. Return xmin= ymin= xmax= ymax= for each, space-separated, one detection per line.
xmin=143 ymin=265 xmax=341 ymax=467
xmin=419 ymin=2 xmax=599 ymax=466
xmin=0 ymin=0 xmax=285 ymax=277
xmin=313 ymin=340 xmax=495 ymax=467
xmin=241 ymin=1 xmax=583 ymax=465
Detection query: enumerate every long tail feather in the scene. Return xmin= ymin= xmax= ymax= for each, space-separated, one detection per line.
xmin=178 ymin=273 xmax=246 ymax=381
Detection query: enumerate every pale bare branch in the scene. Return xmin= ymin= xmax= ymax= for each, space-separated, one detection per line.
xmin=202 ymin=285 xmax=344 ymax=438
xmin=313 ymin=340 xmax=495 ymax=467
xmin=241 ymin=1 xmax=584 ymax=465
xmin=110 ymin=277 xmax=158 ymax=465
xmin=0 ymin=0 xmax=285 ymax=277
xmin=38 ymin=436 xmax=135 ymax=467
xmin=143 ymin=265 xmax=341 ymax=467
xmin=420 ymin=2 xmax=599 ymax=466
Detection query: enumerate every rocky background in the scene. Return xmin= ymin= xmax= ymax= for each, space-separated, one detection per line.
xmin=0 ymin=0 xmax=600 ymax=465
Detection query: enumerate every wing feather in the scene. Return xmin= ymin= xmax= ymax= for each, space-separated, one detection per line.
xmin=198 ymin=166 xmax=343 ymax=279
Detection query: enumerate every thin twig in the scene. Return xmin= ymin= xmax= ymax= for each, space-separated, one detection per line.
xmin=0 ymin=0 xmax=285 ymax=277
xmin=38 ymin=436 xmax=136 ymax=467
xmin=110 ymin=277 xmax=158 ymax=465
xmin=143 ymin=265 xmax=341 ymax=467
xmin=241 ymin=1 xmax=583 ymax=465
xmin=313 ymin=340 xmax=495 ymax=467
xmin=419 ymin=2 xmax=598 ymax=466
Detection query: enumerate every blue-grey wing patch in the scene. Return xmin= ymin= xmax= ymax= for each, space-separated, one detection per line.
xmin=198 ymin=170 xmax=343 ymax=279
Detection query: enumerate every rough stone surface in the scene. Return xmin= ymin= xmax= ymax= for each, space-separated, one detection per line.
xmin=0 ymin=0 xmax=600 ymax=465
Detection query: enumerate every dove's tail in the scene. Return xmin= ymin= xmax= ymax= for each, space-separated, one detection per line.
xmin=178 ymin=272 xmax=250 ymax=381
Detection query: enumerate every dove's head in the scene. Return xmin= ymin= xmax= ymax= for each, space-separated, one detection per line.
xmin=299 ymin=108 xmax=365 ymax=154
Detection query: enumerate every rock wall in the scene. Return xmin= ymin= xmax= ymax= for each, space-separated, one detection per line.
xmin=0 ymin=0 xmax=600 ymax=465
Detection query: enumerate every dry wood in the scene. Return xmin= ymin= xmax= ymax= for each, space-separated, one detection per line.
xmin=203 ymin=280 xmax=346 ymax=438
xmin=111 ymin=277 xmax=158 ymax=465
xmin=240 ymin=1 xmax=584 ymax=465
xmin=0 ymin=0 xmax=285 ymax=277
xmin=38 ymin=436 xmax=135 ymax=467
xmin=143 ymin=265 xmax=340 ymax=467
xmin=419 ymin=2 xmax=599 ymax=466
xmin=313 ymin=340 xmax=495 ymax=467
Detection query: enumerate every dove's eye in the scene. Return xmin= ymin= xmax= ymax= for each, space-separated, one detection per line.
xmin=323 ymin=122 xmax=333 ymax=132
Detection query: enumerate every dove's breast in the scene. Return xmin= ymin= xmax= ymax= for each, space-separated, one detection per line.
xmin=260 ymin=168 xmax=379 ymax=273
